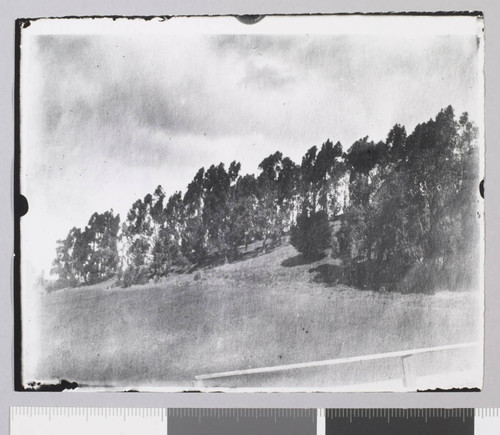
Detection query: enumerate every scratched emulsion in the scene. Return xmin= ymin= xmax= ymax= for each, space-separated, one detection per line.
xmin=19 ymin=15 xmax=484 ymax=391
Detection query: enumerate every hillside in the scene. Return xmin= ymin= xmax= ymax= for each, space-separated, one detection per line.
xmin=29 ymin=241 xmax=482 ymax=390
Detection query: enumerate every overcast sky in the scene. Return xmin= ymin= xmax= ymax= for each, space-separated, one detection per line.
xmin=20 ymin=18 xmax=483 ymax=281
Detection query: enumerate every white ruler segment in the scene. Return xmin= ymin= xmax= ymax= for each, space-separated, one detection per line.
xmin=10 ymin=408 xmax=169 ymax=435
xmin=316 ymin=408 xmax=325 ymax=435
xmin=475 ymin=409 xmax=500 ymax=434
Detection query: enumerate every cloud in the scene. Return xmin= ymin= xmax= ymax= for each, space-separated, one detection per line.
xmin=33 ymin=33 xmax=482 ymax=169
xmin=242 ymin=60 xmax=296 ymax=89
xmin=210 ymin=34 xmax=297 ymax=58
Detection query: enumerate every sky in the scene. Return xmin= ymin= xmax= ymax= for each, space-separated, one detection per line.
xmin=19 ymin=16 xmax=484 ymax=282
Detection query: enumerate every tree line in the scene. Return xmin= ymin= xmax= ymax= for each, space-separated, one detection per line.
xmin=51 ymin=106 xmax=481 ymax=292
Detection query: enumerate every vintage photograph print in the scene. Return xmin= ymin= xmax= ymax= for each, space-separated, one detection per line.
xmin=18 ymin=15 xmax=484 ymax=391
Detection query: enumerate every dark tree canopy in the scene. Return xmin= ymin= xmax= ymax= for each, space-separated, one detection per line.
xmin=51 ymin=105 xmax=481 ymax=294
xmin=51 ymin=210 xmax=120 ymax=287
xmin=290 ymin=210 xmax=331 ymax=260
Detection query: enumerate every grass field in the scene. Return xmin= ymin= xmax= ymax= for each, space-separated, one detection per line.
xmin=25 ymin=241 xmax=483 ymax=390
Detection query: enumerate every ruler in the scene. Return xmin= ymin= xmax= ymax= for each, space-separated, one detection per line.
xmin=9 ymin=408 xmax=500 ymax=434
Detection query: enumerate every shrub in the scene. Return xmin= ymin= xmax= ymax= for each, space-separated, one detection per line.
xmin=290 ymin=210 xmax=331 ymax=260
xmin=120 ymin=265 xmax=149 ymax=288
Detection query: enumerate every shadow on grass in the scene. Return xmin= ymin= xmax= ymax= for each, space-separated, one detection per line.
xmin=281 ymin=252 xmax=326 ymax=267
xmin=240 ymin=244 xmax=278 ymax=260
xmin=308 ymin=263 xmax=345 ymax=285
xmin=188 ymin=244 xmax=280 ymax=273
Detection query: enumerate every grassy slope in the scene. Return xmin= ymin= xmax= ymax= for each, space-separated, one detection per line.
xmin=32 ymin=242 xmax=482 ymax=389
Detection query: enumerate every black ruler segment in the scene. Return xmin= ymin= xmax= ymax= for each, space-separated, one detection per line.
xmin=168 ymin=409 xmax=317 ymax=435
xmin=326 ymin=409 xmax=474 ymax=435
